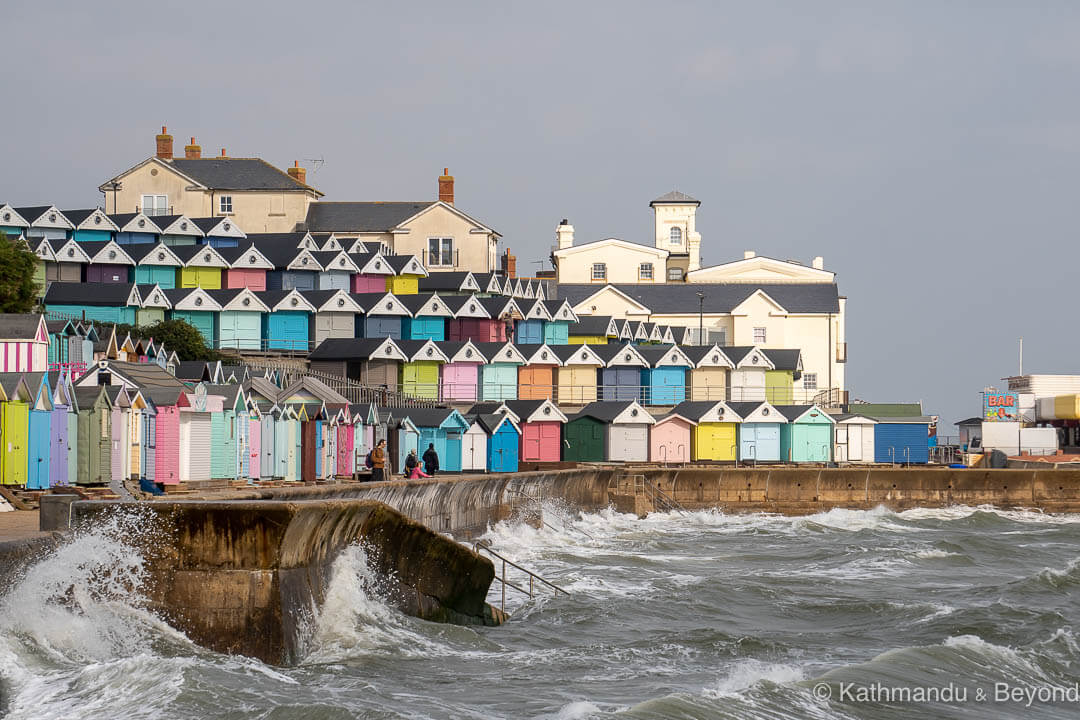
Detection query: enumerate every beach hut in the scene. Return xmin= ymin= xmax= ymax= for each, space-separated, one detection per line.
xmin=0 ymin=374 xmax=32 ymax=486
xmin=439 ymin=341 xmax=485 ymax=403
xmin=46 ymin=239 xmax=91 ymax=286
xmin=445 ymin=295 xmax=496 ymax=343
xmin=418 ymin=272 xmax=482 ymax=296
xmin=151 ymin=214 xmax=204 ymax=247
xmin=395 ymin=416 xmax=420 ymax=473
xmin=597 ymin=343 xmax=648 ymax=402
xmin=649 ymin=410 xmax=695 ymax=464
xmin=779 ymin=405 xmax=834 ymax=463
xmin=259 ymin=289 xmax=316 ymax=352
xmin=763 ymin=350 xmax=803 ymax=405
xmin=502 ymin=399 xmax=567 ymax=464
xmin=475 ymin=341 xmax=527 ymax=401
xmin=82 ymin=240 xmax=135 ymax=283
xmin=397 ymin=339 xmax=448 ymax=400
xmin=309 ymin=337 xmax=406 ymax=391
xmin=350 ymin=403 xmax=378 ymax=475
xmin=355 ymin=291 xmax=409 ymax=339
xmin=873 ymin=416 xmax=932 ymax=464
xmin=551 ymin=344 xmax=602 ymax=406
xmin=260 ymin=404 xmax=281 ymax=479
xmin=142 ymin=388 xmax=184 ymax=486
xmin=0 ymin=204 xmax=30 ymax=240
xmin=135 ymin=284 xmax=171 ymax=326
xmin=108 ymin=386 xmax=135 ymax=483
xmin=109 ymin=212 xmax=160 ymax=246
xmin=731 ymin=401 xmax=785 ymax=463
xmin=43 ymin=371 xmax=73 ymax=487
xmin=44 ymin=282 xmax=141 ymax=326
xmin=309 ymin=251 xmax=358 ymax=291
xmin=217 ymin=243 xmax=273 ymax=291
xmin=25 ymin=237 xmax=53 ymax=294
xmin=462 ymin=416 xmax=489 ymax=472
xmin=725 ymin=347 xmax=775 ymax=402
xmin=833 ymin=414 xmax=877 ymax=463
xmin=174 ymin=244 xmax=228 ymax=289
xmin=0 ymin=314 xmax=49 ymax=373
xmin=516 ymin=344 xmax=561 ymax=401
xmin=60 ymin=208 xmax=115 ymax=246
xmin=129 ymin=389 xmax=156 ymax=484
xmin=300 ymin=289 xmax=363 ymax=347
xmin=72 ymin=385 xmax=113 ymax=485
xmin=563 ymin=400 xmax=654 ymax=463
xmin=178 ymin=384 xmax=218 ymax=483
xmin=516 ymin=298 xmax=552 ymax=345
xmin=474 ymin=272 xmax=506 ymax=297
xmin=245 ymin=404 xmax=261 ymax=481
xmin=284 ymin=405 xmax=302 ymax=482
xmin=207 ymin=385 xmax=246 ymax=481
xmin=671 ymin=400 xmax=741 ymax=462
xmin=18 ymin=206 xmax=73 ymax=243
xmin=191 ymin=216 xmax=246 ymax=249
xmin=400 ymin=293 xmax=451 ymax=341
xmin=253 ymin=235 xmax=321 ymax=292
xmin=24 ymin=373 xmax=54 ymax=490
xmin=130 ymin=242 xmax=183 ymax=289
xmin=567 ymin=315 xmax=617 ymax=346
xmin=208 ymin=288 xmax=269 ymax=351
xmin=542 ymin=300 xmax=577 ymax=345
xmin=350 ymin=252 xmax=395 ymax=294
xmin=385 ymin=255 xmax=427 ymax=295
xmin=404 ymin=407 xmax=470 ymax=473
xmin=638 ymin=345 xmax=691 ymax=406
xmin=334 ymin=406 xmax=354 ymax=479
xmin=683 ymin=345 xmax=733 ymax=402
xmin=300 ymin=403 xmax=326 ymax=483
xmin=165 ymin=287 xmax=222 ymax=346
xmin=483 ymin=413 xmax=520 ymax=472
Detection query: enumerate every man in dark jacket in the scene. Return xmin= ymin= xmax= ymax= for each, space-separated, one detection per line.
xmin=422 ymin=443 xmax=439 ymax=476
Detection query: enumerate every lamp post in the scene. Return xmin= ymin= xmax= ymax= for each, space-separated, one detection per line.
xmin=696 ymin=292 xmax=705 ymax=345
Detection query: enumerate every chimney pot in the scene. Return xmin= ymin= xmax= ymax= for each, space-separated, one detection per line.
xmin=744 ymin=250 xmax=756 ymax=259
xmin=438 ymin=168 xmax=455 ymax=205
xmin=155 ymin=126 xmax=174 ymax=160
xmin=812 ymin=256 xmax=824 ymax=270
xmin=287 ymin=161 xmax=307 ymax=186
xmin=220 ymin=148 xmax=227 ymax=157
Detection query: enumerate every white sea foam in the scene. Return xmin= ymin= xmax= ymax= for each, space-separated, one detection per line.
xmin=705 ymin=659 xmax=806 ymax=698
xmin=900 ymin=505 xmax=1080 ymax=524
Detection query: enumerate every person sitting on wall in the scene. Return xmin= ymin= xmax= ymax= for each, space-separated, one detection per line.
xmin=408 ymin=463 xmax=430 ymax=480
xmin=423 ymin=443 xmax=440 ymax=476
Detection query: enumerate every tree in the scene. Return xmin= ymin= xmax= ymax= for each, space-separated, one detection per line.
xmin=119 ymin=318 xmax=220 ymax=362
xmin=0 ymin=230 xmax=41 ymax=313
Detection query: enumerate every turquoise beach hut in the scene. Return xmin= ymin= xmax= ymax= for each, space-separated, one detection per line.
xmin=778 ymin=405 xmax=835 ymax=463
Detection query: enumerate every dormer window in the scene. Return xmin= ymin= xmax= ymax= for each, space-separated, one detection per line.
xmin=669 ymin=227 xmax=682 ymax=245
xmin=219 ymin=196 xmax=233 ymax=215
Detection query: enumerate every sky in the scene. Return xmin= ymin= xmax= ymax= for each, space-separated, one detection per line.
xmin=4 ymin=1 xmax=1080 ymax=430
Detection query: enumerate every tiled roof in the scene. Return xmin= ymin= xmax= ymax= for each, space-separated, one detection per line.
xmin=304 ymin=202 xmax=433 ymax=232
xmin=168 ymin=158 xmax=318 ymax=193
xmin=556 ymin=283 xmax=841 ymax=314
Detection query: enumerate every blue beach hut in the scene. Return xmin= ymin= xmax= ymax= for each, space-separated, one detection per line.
xmin=731 ymin=401 xmax=786 ymax=463
xmin=403 ymin=407 xmax=470 ymax=473
xmin=259 ymin=289 xmax=316 ymax=352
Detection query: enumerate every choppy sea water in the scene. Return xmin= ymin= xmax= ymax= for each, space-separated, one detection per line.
xmin=2 ymin=504 xmax=1080 ymax=719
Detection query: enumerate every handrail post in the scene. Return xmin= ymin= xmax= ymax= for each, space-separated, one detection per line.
xmin=501 ymin=558 xmax=506 ymax=613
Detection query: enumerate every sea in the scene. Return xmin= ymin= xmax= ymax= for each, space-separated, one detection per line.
xmin=1 ymin=503 xmax=1079 ymax=719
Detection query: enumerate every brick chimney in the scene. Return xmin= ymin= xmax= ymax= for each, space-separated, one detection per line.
xmin=287 ymin=161 xmax=307 ymax=185
xmin=184 ymin=137 xmax=201 ymax=159
xmin=156 ymin=126 xmax=173 ymax=159
xmin=220 ymin=148 xmax=227 ymax=158
xmin=501 ymin=249 xmax=517 ymax=279
xmin=438 ymin=167 xmax=454 ymax=205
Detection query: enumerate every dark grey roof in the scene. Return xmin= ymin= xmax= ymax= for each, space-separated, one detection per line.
xmin=477 ymin=413 xmax=513 ymax=435
xmin=650 ymin=190 xmax=699 ymax=205
xmin=127 ymin=243 xmax=178 ymax=263
xmin=440 ymin=294 xmax=482 ymax=315
xmin=204 ymin=288 xmax=248 ymax=306
xmin=568 ymin=315 xmax=614 ymax=335
xmin=60 ymin=208 xmax=98 ymax=226
xmin=246 ymin=233 xmax=310 ymax=267
xmin=74 ymin=385 xmax=111 ymax=409
xmin=12 ymin=206 xmax=54 ymax=224
xmin=418 ymin=272 xmax=473 ymax=291
xmin=167 ymin=158 xmax=317 ymax=193
xmin=256 ymin=289 xmax=306 ymax=309
xmin=298 ymin=289 xmax=342 ymax=308
xmin=309 ymin=337 xmax=397 ymax=360
xmin=556 ymin=283 xmax=841 ymax=314
xmin=635 ymin=345 xmax=689 ymax=366
xmin=311 ymin=250 xmax=348 ymax=268
xmin=0 ymin=314 xmax=42 ymax=339
xmin=45 ymin=282 xmax=134 ymax=306
xmin=107 ymin=213 xmax=162 ymax=232
xmin=478 ymin=296 xmax=519 ymax=318
xmin=401 ymin=407 xmax=460 ymax=428
xmin=437 ymin=340 xmax=486 ymax=361
xmin=350 ymin=292 xmax=398 ymax=314
xmin=762 ymin=349 xmax=801 ymax=371
xmin=955 ymin=417 xmax=983 ymax=426
xmin=574 ymin=401 xmax=637 ymax=423
xmin=174 ymin=361 xmax=210 ymax=381
xmin=103 ymin=361 xmax=188 ymax=390
xmin=386 ymin=254 xmax=424 ymax=274
xmin=141 ymin=387 xmax=186 ymax=407
xmin=215 ymin=243 xmax=260 ymax=263
xmin=776 ymin=404 xmax=815 ymax=422
xmin=728 ymin=402 xmax=767 ymax=419
xmin=170 ymin=244 xmax=221 ymax=263
xmin=397 ymin=293 xmax=440 ymax=314
xmin=670 ymin=401 xmax=726 ymax=421
xmin=304 ymin=202 xmax=433 ymax=233
xmin=502 ymin=399 xmax=549 ymax=419
xmin=467 ymin=402 xmax=507 ymax=416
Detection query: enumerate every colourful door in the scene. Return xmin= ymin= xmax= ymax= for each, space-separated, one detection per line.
xmin=563 ymin=417 xmax=605 ymax=462
xmin=519 ymin=366 xmax=554 ymax=400
xmin=517 ymin=319 xmax=544 ymax=344
xmin=488 ymin=424 xmax=518 ymax=472
xmin=602 ymin=368 xmax=641 ymax=402
xmin=441 ymin=363 xmax=478 ymax=402
xmin=27 ymin=409 xmax=51 ymax=489
xmin=481 ymin=364 xmax=518 ymax=401
xmin=693 ymin=423 xmax=737 ymax=461
xmin=557 ymin=366 xmax=597 ymax=405
xmin=50 ymin=406 xmax=68 ymax=486
xmin=249 ymin=417 xmax=262 ymax=480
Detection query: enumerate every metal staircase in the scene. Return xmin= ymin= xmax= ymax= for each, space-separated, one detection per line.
xmin=473 ymin=540 xmax=570 ymax=614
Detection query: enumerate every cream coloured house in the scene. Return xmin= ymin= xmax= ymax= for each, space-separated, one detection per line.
xmin=558 ymin=282 xmax=847 ymax=400
xmin=99 ymin=128 xmax=321 ymax=233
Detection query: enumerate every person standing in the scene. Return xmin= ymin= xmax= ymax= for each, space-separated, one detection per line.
xmin=423 ymin=443 xmax=440 ymax=476
xmin=371 ymin=439 xmax=387 ymax=483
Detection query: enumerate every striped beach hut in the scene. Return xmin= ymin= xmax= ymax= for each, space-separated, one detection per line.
xmin=0 ymin=314 xmax=49 ymax=373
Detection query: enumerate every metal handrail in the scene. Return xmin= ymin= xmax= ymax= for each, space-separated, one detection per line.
xmin=643 ymin=477 xmax=688 ymax=515
xmin=473 ymin=539 xmax=570 ymax=614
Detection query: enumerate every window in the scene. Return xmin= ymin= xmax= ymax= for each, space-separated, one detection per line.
xmin=708 ymin=330 xmax=727 ymax=346
xmin=753 ymin=327 xmax=767 ymax=344
xmin=219 ymin=195 xmax=233 ymax=214
xmin=428 ymin=237 xmax=454 ymax=267
xmin=803 ymin=373 xmax=818 ymax=390
xmin=668 ymin=267 xmax=684 ymax=282
xmin=591 ymin=263 xmax=607 ymax=281
xmin=141 ymin=194 xmax=167 ymax=216
xmin=669 ymin=227 xmax=683 ymax=245
xmin=638 ymin=263 xmax=653 ymax=280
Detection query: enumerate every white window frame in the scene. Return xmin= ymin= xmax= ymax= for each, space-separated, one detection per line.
xmin=591 ymin=263 xmax=607 ymax=281
xmin=428 ymin=237 xmax=454 ymax=267
xmin=803 ymin=372 xmax=818 ymax=390
xmin=668 ymin=267 xmax=683 ymax=282
xmin=669 ymin=226 xmax=683 ymax=245
xmin=753 ymin=327 xmax=767 ymax=344
xmin=708 ymin=329 xmax=726 ymax=346
xmin=638 ymin=263 xmax=653 ymax=281
xmin=219 ymin=195 xmax=234 ymax=215
xmin=141 ymin=194 xmax=168 ymax=216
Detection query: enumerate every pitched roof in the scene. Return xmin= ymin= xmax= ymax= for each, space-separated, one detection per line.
xmin=568 ymin=315 xmax=614 ymax=336
xmin=761 ymin=348 xmax=801 ymax=372
xmin=776 ymin=404 xmax=815 ymax=422
xmin=0 ymin=314 xmax=43 ymax=340
xmin=574 ymin=401 xmax=640 ymax=423
xmin=167 ymin=158 xmax=319 ymax=193
xmin=246 ymin=233 xmax=312 ymax=267
xmin=103 ymin=361 xmax=188 ymax=390
xmin=305 ymin=202 xmax=434 ymax=233
xmin=477 ymin=413 xmax=514 ymax=435
xmin=74 ymin=385 xmax=111 ymax=409
xmin=650 ymin=190 xmax=700 ymax=205
xmin=418 ymin=272 xmax=476 ymax=292
xmin=557 ymin=283 xmax=841 ymax=314
xmin=309 ymin=337 xmax=400 ymax=360
xmin=401 ymin=407 xmax=461 ymax=428
xmin=45 ymin=282 xmax=136 ymax=307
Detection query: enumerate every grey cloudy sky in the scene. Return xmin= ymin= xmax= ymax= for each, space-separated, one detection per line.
xmin=5 ymin=1 xmax=1080 ymax=429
